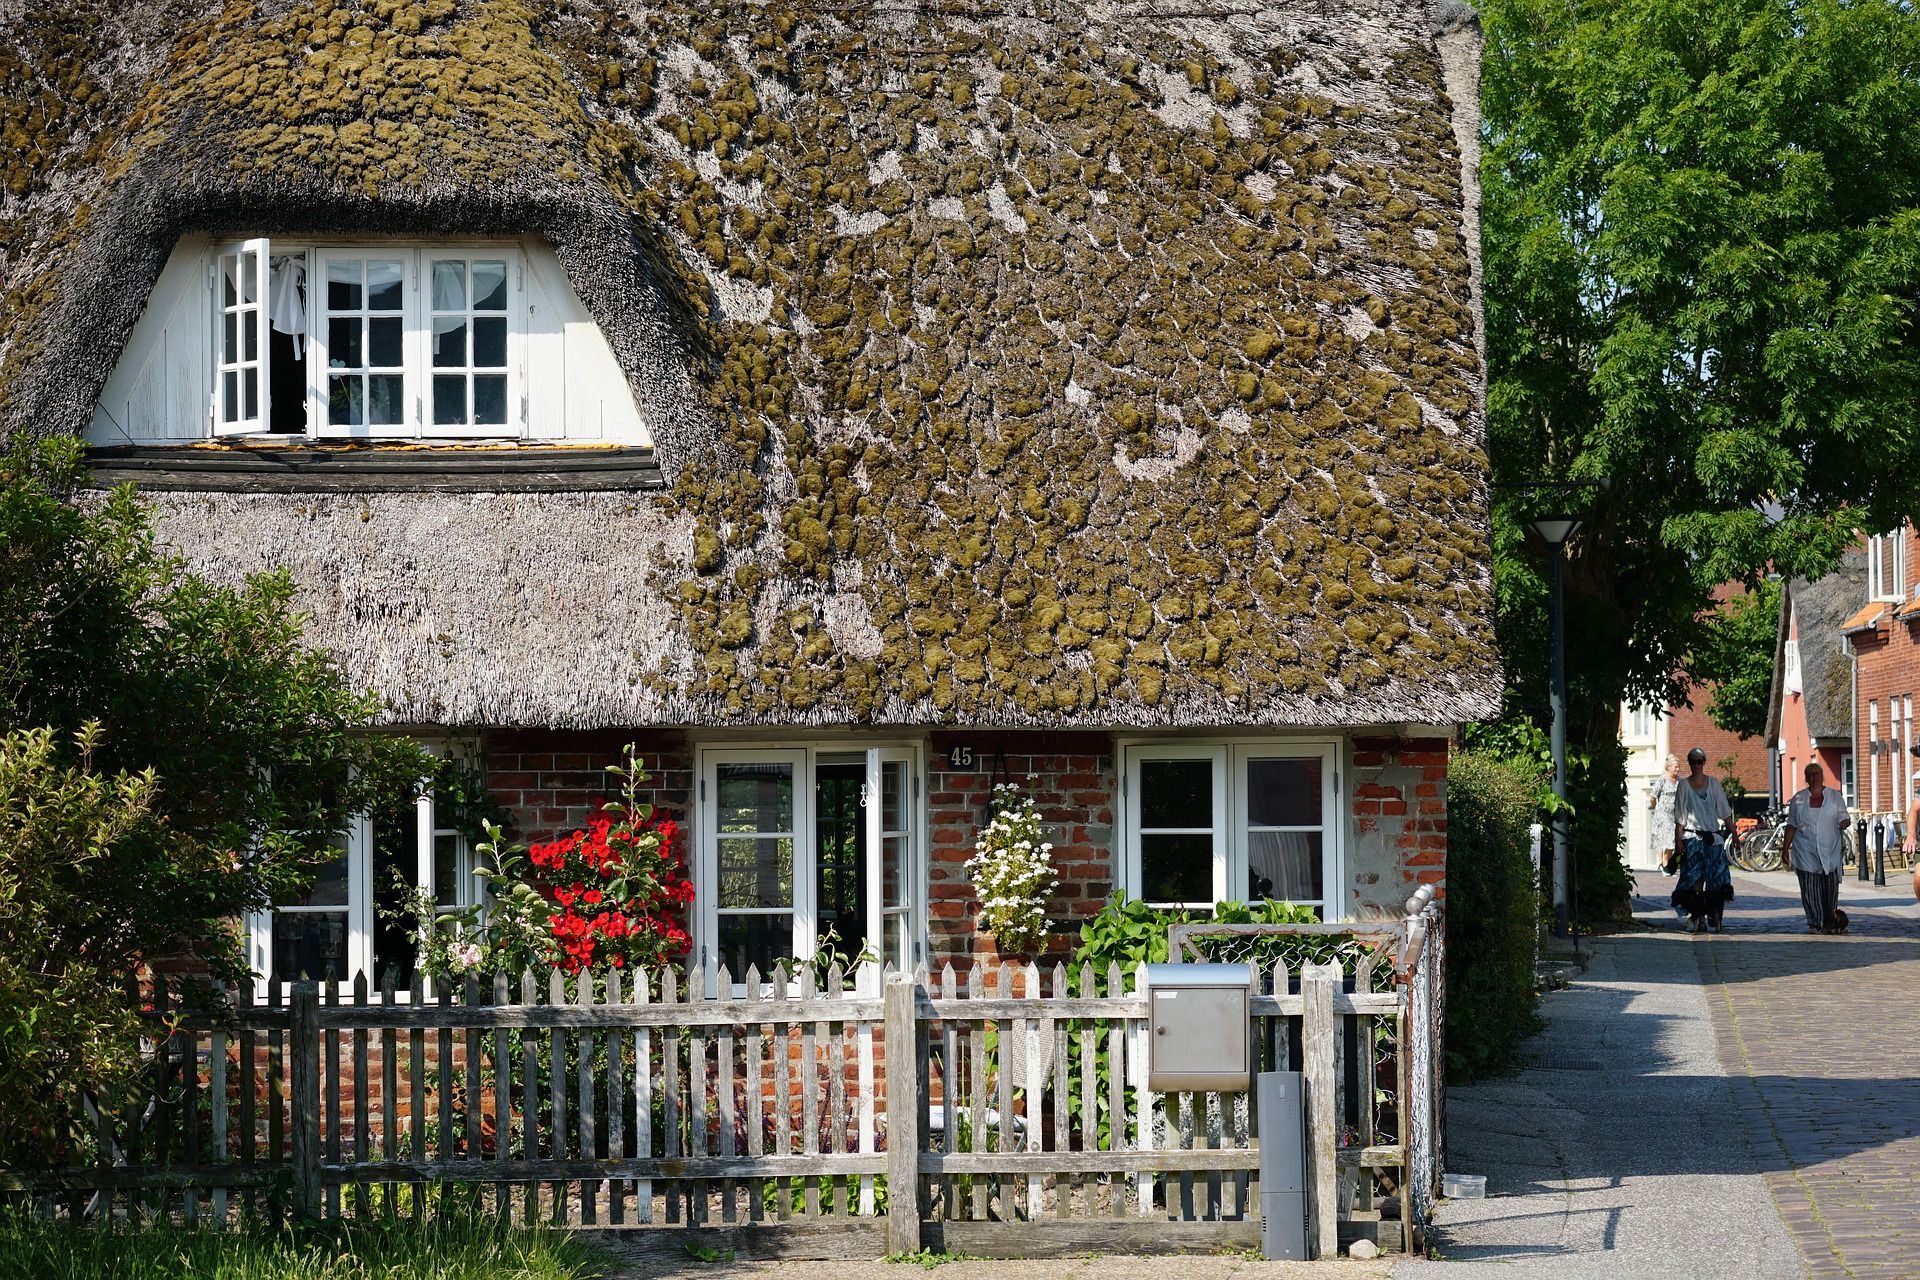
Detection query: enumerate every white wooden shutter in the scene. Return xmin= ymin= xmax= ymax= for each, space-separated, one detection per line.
xmin=211 ymin=238 xmax=271 ymax=435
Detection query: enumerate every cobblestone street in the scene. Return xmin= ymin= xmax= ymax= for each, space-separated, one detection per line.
xmin=1699 ymin=869 xmax=1920 ymax=1279
xmin=1404 ymin=869 xmax=1920 ymax=1279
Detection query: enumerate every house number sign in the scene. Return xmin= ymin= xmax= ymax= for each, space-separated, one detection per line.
xmin=946 ymin=743 xmax=976 ymax=770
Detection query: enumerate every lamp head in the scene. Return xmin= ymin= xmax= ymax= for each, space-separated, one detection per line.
xmin=1530 ymin=516 xmax=1582 ymax=547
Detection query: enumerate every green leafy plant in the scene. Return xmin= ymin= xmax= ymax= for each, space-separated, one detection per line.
xmin=884 ymin=1248 xmax=980 ymax=1268
xmin=0 ymin=439 xmax=429 ymax=1164
xmin=1445 ymin=751 xmax=1546 ymax=1082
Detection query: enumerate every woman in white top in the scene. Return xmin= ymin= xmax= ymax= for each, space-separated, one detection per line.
xmin=1783 ymin=761 xmax=1851 ymax=933
xmin=1650 ymin=755 xmax=1682 ymax=876
xmin=1671 ymin=747 xmax=1734 ymax=932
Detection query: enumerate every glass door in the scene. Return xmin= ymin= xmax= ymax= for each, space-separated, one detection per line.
xmin=702 ymin=750 xmax=808 ymax=981
xmin=867 ymin=749 xmax=917 ymax=972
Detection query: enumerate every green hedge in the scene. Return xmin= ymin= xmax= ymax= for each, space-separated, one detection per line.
xmin=1445 ymin=750 xmax=1543 ymax=1081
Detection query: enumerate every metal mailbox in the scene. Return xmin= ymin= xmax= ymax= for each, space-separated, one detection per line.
xmin=1143 ymin=963 xmax=1252 ymax=1093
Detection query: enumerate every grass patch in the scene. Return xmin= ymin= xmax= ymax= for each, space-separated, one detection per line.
xmin=0 ymin=1213 xmax=615 ymax=1280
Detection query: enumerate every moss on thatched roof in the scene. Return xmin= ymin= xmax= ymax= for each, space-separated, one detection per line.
xmin=5 ymin=0 xmax=1498 ymax=728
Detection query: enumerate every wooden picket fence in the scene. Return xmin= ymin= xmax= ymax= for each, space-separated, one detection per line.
xmin=3 ymin=914 xmax=1444 ymax=1261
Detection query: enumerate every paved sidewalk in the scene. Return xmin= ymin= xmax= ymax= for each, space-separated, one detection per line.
xmin=1395 ymin=908 xmax=1802 ymax=1279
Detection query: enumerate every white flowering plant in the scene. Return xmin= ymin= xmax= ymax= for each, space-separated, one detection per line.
xmin=966 ymin=780 xmax=1059 ymax=957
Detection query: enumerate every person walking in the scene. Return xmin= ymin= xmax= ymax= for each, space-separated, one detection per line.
xmin=1650 ymin=754 xmax=1682 ymax=876
xmin=1672 ymin=747 xmax=1734 ymax=933
xmin=1783 ymin=761 xmax=1851 ymax=933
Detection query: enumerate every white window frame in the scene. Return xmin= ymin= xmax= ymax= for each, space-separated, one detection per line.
xmin=694 ymin=744 xmax=926 ymax=993
xmin=211 ymin=238 xmax=271 ymax=436
xmin=1869 ymin=534 xmax=1907 ymax=603
xmin=247 ymin=742 xmax=474 ymax=995
xmin=1118 ymin=739 xmax=1341 ymax=918
xmin=212 ymin=238 xmax=525 ymax=442
xmin=1869 ymin=700 xmax=1881 ymax=812
xmin=1842 ymin=753 xmax=1856 ymax=808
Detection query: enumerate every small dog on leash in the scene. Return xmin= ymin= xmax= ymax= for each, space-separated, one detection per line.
xmin=1825 ymin=908 xmax=1849 ymax=934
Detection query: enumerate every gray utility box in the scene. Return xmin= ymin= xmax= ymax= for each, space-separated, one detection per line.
xmin=1143 ymin=963 xmax=1251 ymax=1093
xmin=1257 ymin=1070 xmax=1309 ymax=1260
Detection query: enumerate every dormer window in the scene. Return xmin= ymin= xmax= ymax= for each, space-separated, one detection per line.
xmin=92 ymin=234 xmax=651 ymax=450
xmin=215 ymin=239 xmax=519 ymax=439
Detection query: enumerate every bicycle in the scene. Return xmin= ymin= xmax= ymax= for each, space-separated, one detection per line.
xmin=1728 ymin=809 xmax=1788 ymax=872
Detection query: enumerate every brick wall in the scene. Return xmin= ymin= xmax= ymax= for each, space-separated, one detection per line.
xmin=1664 ymin=699 xmax=1771 ymax=799
xmin=924 ymin=731 xmax=1116 ymax=967
xmin=486 ymin=728 xmax=691 ymax=844
xmin=1853 ymin=521 xmax=1919 ymax=816
xmin=1349 ymin=736 xmax=1448 ymax=910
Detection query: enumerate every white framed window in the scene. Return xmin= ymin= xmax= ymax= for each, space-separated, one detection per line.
xmin=1842 ymin=753 xmax=1856 ymax=808
xmin=1868 ymin=533 xmax=1907 ymax=603
xmin=1624 ymin=701 xmax=1657 ymax=744
xmin=1783 ymin=639 xmax=1801 ymax=695
xmin=695 ymin=745 xmax=925 ymax=986
xmin=247 ymin=746 xmax=477 ymax=992
xmin=210 ymin=239 xmax=523 ymax=441
xmin=1119 ymin=741 xmax=1339 ymax=917
xmin=1869 ymin=701 xmax=1881 ymax=811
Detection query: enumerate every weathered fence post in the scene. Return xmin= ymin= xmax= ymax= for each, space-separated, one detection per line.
xmin=288 ymin=982 xmax=322 ymax=1219
xmin=884 ymin=971 xmax=921 ymax=1255
xmin=1301 ymin=961 xmax=1338 ymax=1259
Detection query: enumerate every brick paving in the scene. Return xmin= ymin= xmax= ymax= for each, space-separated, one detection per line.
xmin=1682 ymin=870 xmax=1920 ymax=1279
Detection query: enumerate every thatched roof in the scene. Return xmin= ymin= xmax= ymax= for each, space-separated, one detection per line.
xmin=1766 ymin=553 xmax=1866 ymax=747
xmin=7 ymin=0 xmax=1497 ymax=729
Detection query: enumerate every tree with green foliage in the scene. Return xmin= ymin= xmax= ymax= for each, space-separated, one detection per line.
xmin=1479 ymin=0 xmax=1920 ymax=915
xmin=0 ymin=440 xmax=426 ymax=1164
xmin=1691 ymin=580 xmax=1783 ymax=741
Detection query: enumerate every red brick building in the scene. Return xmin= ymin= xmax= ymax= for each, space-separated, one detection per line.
xmin=1847 ymin=523 xmax=1919 ymax=821
xmin=1764 ymin=555 xmax=1865 ymax=807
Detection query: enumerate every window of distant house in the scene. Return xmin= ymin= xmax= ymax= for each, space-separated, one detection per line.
xmin=1842 ymin=753 xmax=1856 ymax=808
xmin=1119 ymin=742 xmax=1339 ymax=918
xmin=214 ymin=239 xmax=519 ymax=440
xmin=1627 ymin=701 xmax=1656 ymax=742
xmin=1867 ymin=533 xmax=1908 ymax=603
xmin=1783 ymin=639 xmax=1801 ymax=694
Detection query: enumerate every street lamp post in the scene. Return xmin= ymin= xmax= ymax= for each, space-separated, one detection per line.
xmin=1531 ymin=516 xmax=1582 ymax=938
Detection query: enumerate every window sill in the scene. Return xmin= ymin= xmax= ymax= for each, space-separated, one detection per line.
xmin=86 ymin=444 xmax=664 ymax=493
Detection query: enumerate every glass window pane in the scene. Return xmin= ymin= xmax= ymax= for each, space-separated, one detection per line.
xmin=433 ymin=374 xmax=466 ymax=425
xmin=222 ymin=370 xmax=238 ymax=422
xmin=1141 ymin=758 xmax=1212 ymax=828
xmin=432 ymin=317 xmax=467 ymax=368
xmin=716 ymin=764 xmax=794 ymax=833
xmin=278 ymin=843 xmax=349 ymax=908
xmin=243 ymin=367 xmax=258 ymax=420
xmin=881 ymin=760 xmax=904 ymax=833
xmin=223 ymin=311 xmax=237 ymax=363
xmin=435 ymin=833 xmax=461 ymax=908
xmin=329 ymin=375 xmax=364 ymax=426
xmin=239 ymin=250 xmax=258 ymax=303
xmin=327 ymin=259 xmax=362 ymax=311
xmin=328 ymin=317 xmax=362 ymax=369
xmin=271 ymin=912 xmax=348 ymax=982
xmin=369 ymin=374 xmax=405 ymax=426
xmin=367 ymin=260 xmax=404 ymax=311
xmin=368 ymin=316 xmax=403 ymax=368
xmin=719 ymin=837 xmax=794 ymax=908
xmin=719 ymin=913 xmax=793 ymax=979
xmin=472 ymin=260 xmax=507 ymax=311
xmin=1247 ymin=758 xmax=1322 ymax=827
xmin=883 ymin=834 xmax=907 ymax=910
xmin=1248 ymin=831 xmax=1323 ymax=905
xmin=473 ymin=317 xmax=507 ymax=367
xmin=432 ymin=260 xmax=467 ymax=311
xmin=222 ymin=256 xmax=239 ymax=308
xmin=473 ymin=374 xmax=507 ymax=425
xmin=1141 ymin=832 xmax=1213 ymax=904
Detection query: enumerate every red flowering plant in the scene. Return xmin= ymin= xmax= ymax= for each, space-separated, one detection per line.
xmin=524 ymin=751 xmax=693 ymax=974
xmin=400 ymin=745 xmax=694 ymax=979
